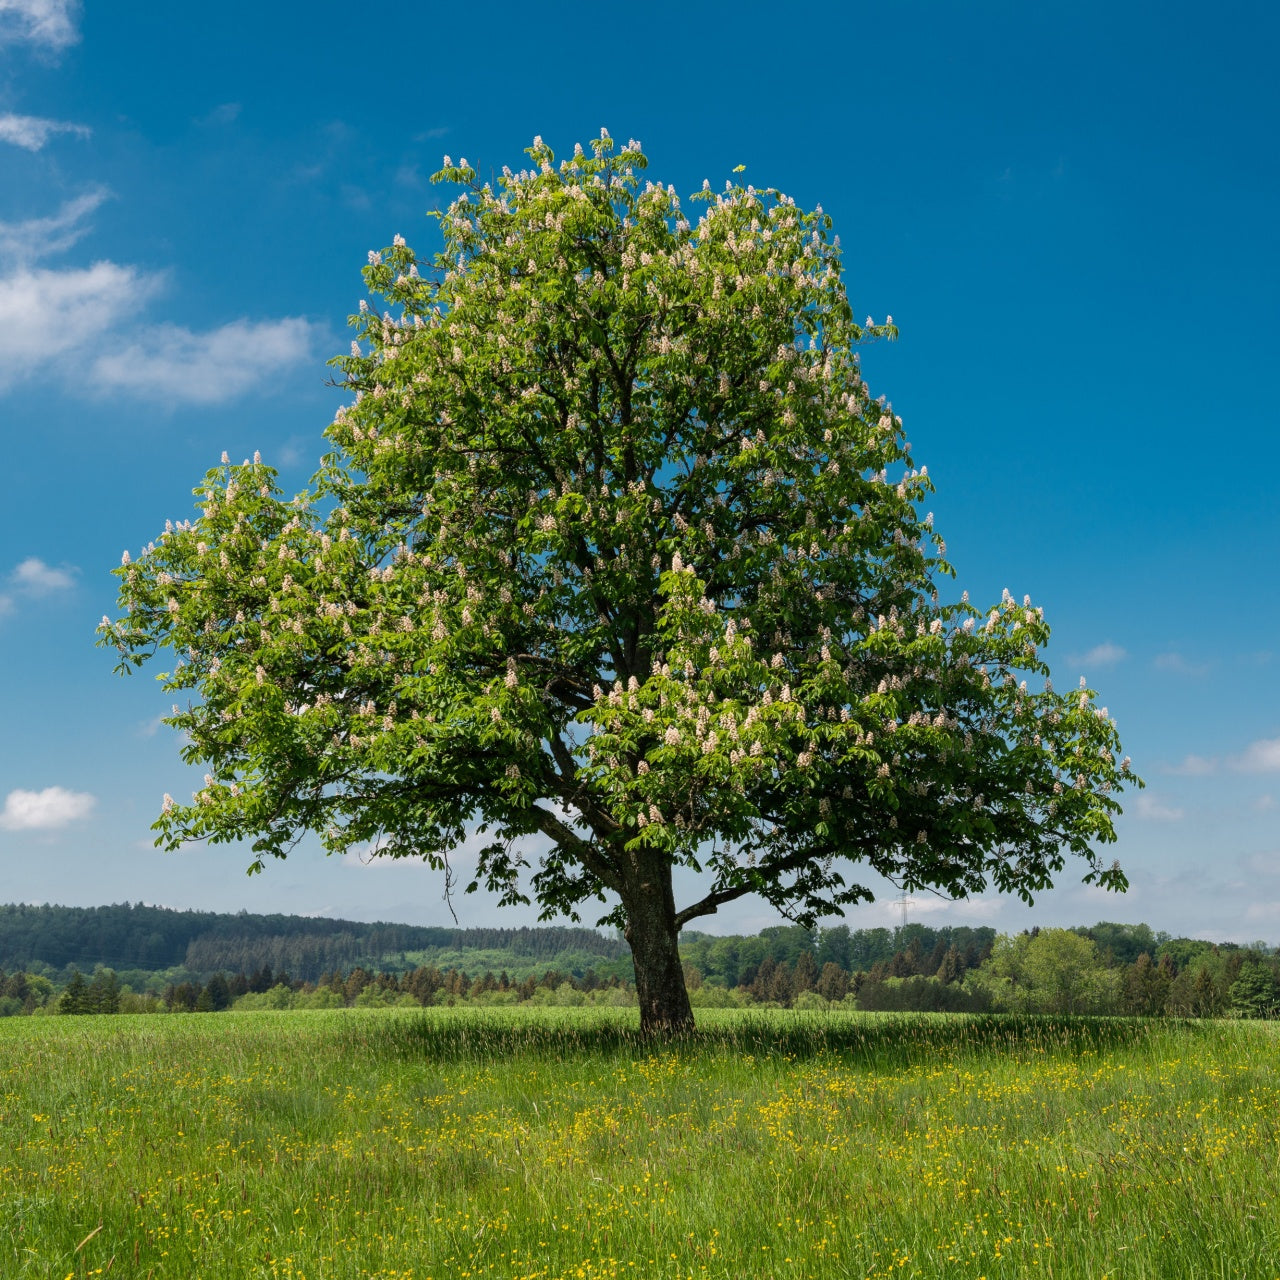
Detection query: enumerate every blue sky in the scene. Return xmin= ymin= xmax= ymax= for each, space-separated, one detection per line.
xmin=0 ymin=0 xmax=1276 ymax=941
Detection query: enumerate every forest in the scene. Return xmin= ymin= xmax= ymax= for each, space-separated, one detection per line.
xmin=0 ymin=903 xmax=1275 ymax=1021
xmin=0 ymin=902 xmax=627 ymax=982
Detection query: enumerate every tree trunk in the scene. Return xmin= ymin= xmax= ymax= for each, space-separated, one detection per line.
xmin=623 ymin=867 xmax=694 ymax=1038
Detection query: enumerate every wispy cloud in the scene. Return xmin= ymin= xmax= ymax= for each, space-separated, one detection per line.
xmin=1164 ymin=753 xmax=1218 ymax=777
xmin=0 ymin=192 xmax=319 ymax=404
xmin=894 ymin=895 xmax=1003 ymax=920
xmin=1134 ymin=793 xmax=1184 ymax=822
xmin=0 ymin=188 xmax=110 ymax=263
xmin=275 ymin=435 xmax=312 ymax=469
xmin=0 ymin=0 xmax=80 ymax=50
xmin=1068 ymin=641 xmax=1127 ymax=669
xmin=91 ymin=316 xmax=322 ymax=405
xmin=195 ymin=102 xmax=240 ymax=127
xmin=1233 ymin=738 xmax=1280 ymax=774
xmin=9 ymin=556 xmax=75 ymax=595
xmin=0 ymin=785 xmax=94 ymax=831
xmin=0 ymin=261 xmax=160 ymax=390
xmin=0 ymin=556 xmax=77 ymax=615
xmin=394 ymin=162 xmax=425 ymax=190
xmin=0 ymin=111 xmax=89 ymax=150
xmin=1154 ymin=651 xmax=1210 ymax=676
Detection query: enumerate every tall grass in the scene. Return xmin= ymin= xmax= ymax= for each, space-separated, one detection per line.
xmin=2 ymin=1008 xmax=1276 ymax=1278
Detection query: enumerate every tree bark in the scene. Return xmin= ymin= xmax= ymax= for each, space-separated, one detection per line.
xmin=623 ymin=862 xmax=694 ymax=1038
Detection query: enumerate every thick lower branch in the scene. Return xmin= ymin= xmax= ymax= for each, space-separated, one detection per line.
xmin=673 ymin=883 xmax=754 ymax=930
xmin=529 ymin=803 xmax=620 ymax=893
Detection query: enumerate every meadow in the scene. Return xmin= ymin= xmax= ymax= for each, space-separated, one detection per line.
xmin=2 ymin=1009 xmax=1277 ymax=1279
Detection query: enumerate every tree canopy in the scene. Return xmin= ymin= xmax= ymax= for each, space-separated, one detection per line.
xmin=101 ymin=131 xmax=1138 ymax=1034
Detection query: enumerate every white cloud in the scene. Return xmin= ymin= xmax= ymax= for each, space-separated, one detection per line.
xmin=0 ymin=0 xmax=79 ymax=49
xmin=1154 ymin=652 xmax=1210 ymax=676
xmin=0 ymin=557 xmax=77 ymax=620
xmin=1134 ymin=793 xmax=1184 ymax=822
xmin=91 ymin=316 xmax=321 ymax=404
xmin=1240 ymin=850 xmax=1280 ymax=879
xmin=0 ymin=196 xmax=317 ymax=403
xmin=1069 ymin=641 xmax=1127 ymax=669
xmin=0 ymin=261 xmax=159 ymax=389
xmin=342 ymin=847 xmax=435 ymax=869
xmin=0 ymin=785 xmax=94 ymax=830
xmin=275 ymin=435 xmax=311 ymax=469
xmin=863 ymin=893 xmax=1002 ymax=923
xmin=1164 ymin=753 xmax=1217 ymax=777
xmin=10 ymin=555 xmax=75 ymax=595
xmin=0 ymin=188 xmax=109 ymax=263
xmin=0 ymin=111 xmax=88 ymax=150
xmin=1234 ymin=738 xmax=1280 ymax=774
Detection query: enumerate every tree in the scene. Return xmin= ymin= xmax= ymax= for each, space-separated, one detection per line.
xmin=816 ymin=924 xmax=851 ymax=972
xmin=969 ymin=929 xmax=1116 ymax=1014
xmin=1120 ymin=951 xmax=1170 ymax=1016
xmin=1024 ymin=928 xmax=1118 ymax=1014
xmin=1229 ymin=960 xmax=1279 ymax=1019
xmin=814 ymin=960 xmax=851 ymax=1002
xmin=204 ymin=972 xmax=232 ymax=1011
xmin=58 ymin=969 xmax=89 ymax=1015
xmin=100 ymin=132 xmax=1138 ymax=1037
xmin=86 ymin=967 xmax=121 ymax=1015
xmin=793 ymin=949 xmax=817 ymax=993
xmin=935 ymin=944 xmax=964 ymax=985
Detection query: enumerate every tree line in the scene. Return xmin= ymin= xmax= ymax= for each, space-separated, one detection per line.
xmin=3 ymin=919 xmax=1277 ymax=1021
xmin=0 ymin=962 xmax=631 ymax=1016
xmin=0 ymin=902 xmax=627 ymax=981
xmin=678 ymin=922 xmax=1278 ymax=1018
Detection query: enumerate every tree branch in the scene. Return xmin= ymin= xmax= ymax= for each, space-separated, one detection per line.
xmin=529 ymin=803 xmax=620 ymax=891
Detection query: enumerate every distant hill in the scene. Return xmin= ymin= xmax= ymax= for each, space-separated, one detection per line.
xmin=0 ymin=903 xmax=629 ymax=982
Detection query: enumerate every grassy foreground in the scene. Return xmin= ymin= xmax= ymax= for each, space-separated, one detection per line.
xmin=2 ymin=1009 xmax=1277 ymax=1279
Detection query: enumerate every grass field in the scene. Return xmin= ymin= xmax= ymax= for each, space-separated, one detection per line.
xmin=2 ymin=1009 xmax=1277 ymax=1279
